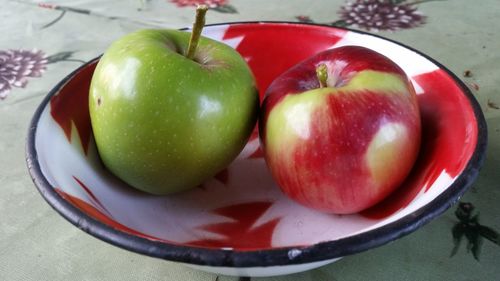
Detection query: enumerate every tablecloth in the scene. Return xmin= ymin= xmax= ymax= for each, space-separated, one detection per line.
xmin=1 ymin=0 xmax=499 ymax=280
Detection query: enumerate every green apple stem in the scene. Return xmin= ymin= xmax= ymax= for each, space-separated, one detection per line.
xmin=316 ymin=64 xmax=328 ymax=88
xmin=186 ymin=5 xmax=208 ymax=61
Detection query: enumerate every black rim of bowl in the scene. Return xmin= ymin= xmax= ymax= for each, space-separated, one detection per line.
xmin=26 ymin=21 xmax=488 ymax=268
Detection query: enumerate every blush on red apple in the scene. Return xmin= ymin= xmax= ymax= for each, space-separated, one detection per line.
xmin=260 ymin=46 xmax=421 ymax=214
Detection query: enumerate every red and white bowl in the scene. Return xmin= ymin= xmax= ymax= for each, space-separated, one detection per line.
xmin=26 ymin=22 xmax=487 ymax=277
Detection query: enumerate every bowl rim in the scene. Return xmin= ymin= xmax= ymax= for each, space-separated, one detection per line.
xmin=25 ymin=21 xmax=487 ymax=268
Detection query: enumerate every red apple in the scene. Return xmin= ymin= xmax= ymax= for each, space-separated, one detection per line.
xmin=260 ymin=46 xmax=421 ymax=214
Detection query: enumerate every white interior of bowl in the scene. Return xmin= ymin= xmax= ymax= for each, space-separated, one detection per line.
xmin=35 ymin=23 xmax=470 ymax=250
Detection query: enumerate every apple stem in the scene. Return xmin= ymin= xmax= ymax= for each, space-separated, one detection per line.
xmin=316 ymin=64 xmax=328 ymax=88
xmin=186 ymin=5 xmax=208 ymax=61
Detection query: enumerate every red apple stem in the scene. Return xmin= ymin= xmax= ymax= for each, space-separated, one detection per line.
xmin=186 ymin=5 xmax=208 ymax=61
xmin=316 ymin=64 xmax=328 ymax=88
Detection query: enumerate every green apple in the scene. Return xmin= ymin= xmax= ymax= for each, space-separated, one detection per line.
xmin=89 ymin=6 xmax=259 ymax=195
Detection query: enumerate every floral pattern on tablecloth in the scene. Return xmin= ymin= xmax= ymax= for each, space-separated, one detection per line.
xmin=169 ymin=0 xmax=238 ymax=13
xmin=297 ymin=0 xmax=446 ymax=31
xmin=451 ymin=202 xmax=500 ymax=261
xmin=0 ymin=50 xmax=83 ymax=100
xmin=337 ymin=0 xmax=426 ymax=31
xmin=0 ymin=49 xmax=47 ymax=99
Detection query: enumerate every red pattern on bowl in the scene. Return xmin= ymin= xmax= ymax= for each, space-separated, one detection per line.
xmin=27 ymin=22 xmax=486 ymax=276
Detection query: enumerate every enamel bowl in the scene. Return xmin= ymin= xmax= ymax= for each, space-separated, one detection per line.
xmin=26 ymin=22 xmax=487 ymax=277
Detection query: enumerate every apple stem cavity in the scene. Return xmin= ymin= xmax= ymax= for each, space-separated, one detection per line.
xmin=186 ymin=5 xmax=209 ymax=61
xmin=316 ymin=64 xmax=328 ymax=88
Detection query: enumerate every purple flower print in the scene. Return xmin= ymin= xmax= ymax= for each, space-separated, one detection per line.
xmin=0 ymin=49 xmax=47 ymax=99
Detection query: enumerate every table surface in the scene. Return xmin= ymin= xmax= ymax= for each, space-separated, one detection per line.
xmin=1 ymin=0 xmax=499 ymax=280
